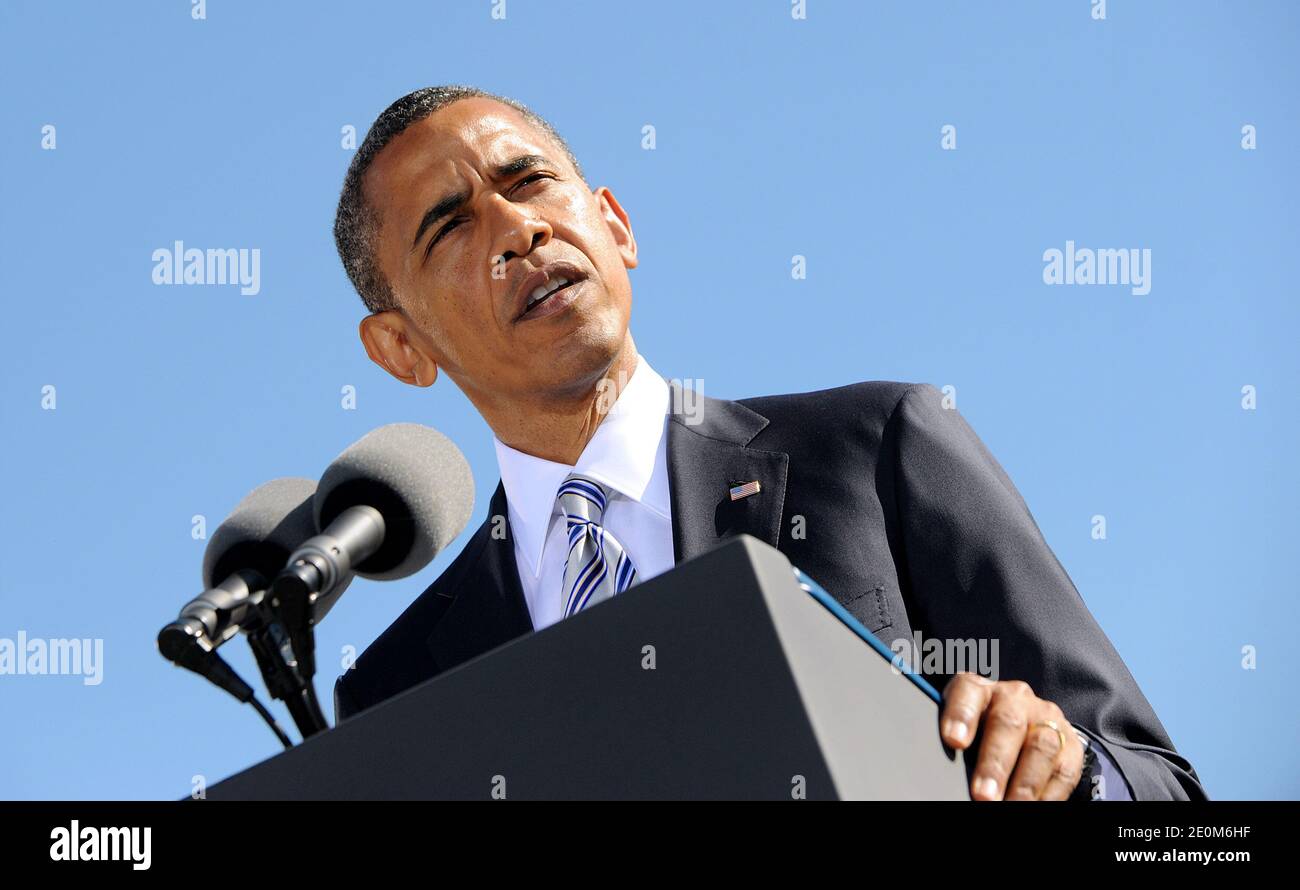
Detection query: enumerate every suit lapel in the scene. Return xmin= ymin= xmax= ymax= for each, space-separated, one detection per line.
xmin=667 ymin=392 xmax=789 ymax=563
xmin=425 ymin=392 xmax=790 ymax=669
xmin=425 ymin=480 xmax=534 ymax=672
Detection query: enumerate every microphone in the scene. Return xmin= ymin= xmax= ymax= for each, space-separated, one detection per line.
xmin=314 ymin=422 xmax=476 ymax=580
xmin=160 ymin=478 xmax=344 ymax=746
xmin=201 ymin=477 xmax=324 ymax=593
xmin=160 ymin=477 xmax=344 ymax=658
xmin=271 ymin=424 xmax=475 ymax=686
xmin=157 ymin=568 xmax=264 ymax=700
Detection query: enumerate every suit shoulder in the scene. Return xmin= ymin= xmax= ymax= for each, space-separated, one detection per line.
xmin=737 ymin=380 xmax=937 ymax=430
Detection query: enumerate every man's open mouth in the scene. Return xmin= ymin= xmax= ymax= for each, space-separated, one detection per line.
xmin=518 ymin=276 xmax=579 ymax=320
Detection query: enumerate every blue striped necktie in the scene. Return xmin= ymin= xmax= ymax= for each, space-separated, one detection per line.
xmin=557 ymin=473 xmax=639 ymax=617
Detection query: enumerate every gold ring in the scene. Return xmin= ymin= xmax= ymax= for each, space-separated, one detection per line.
xmin=1032 ymin=719 xmax=1067 ymax=755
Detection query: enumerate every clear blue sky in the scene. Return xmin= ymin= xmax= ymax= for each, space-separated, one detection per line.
xmin=1 ymin=0 xmax=1295 ymax=800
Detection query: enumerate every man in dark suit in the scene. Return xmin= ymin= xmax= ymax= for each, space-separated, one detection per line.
xmin=330 ymin=85 xmax=1205 ymax=801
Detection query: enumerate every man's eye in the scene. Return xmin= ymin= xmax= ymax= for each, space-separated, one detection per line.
xmin=514 ymin=172 xmax=552 ymax=193
xmin=429 ymin=217 xmax=464 ymax=252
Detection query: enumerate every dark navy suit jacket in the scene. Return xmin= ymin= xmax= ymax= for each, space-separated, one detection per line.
xmin=334 ymin=381 xmax=1206 ymax=800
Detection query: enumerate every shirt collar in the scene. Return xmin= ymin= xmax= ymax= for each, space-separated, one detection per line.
xmin=492 ymin=353 xmax=672 ymax=578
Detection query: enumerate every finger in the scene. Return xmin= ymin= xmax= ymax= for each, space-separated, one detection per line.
xmin=1005 ymin=710 xmax=1069 ymax=801
xmin=940 ymin=673 xmax=994 ymax=750
xmin=1041 ymin=728 xmax=1086 ymax=801
xmin=970 ymin=681 xmax=1033 ymax=800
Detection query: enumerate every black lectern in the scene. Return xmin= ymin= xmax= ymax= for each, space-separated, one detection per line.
xmin=207 ymin=535 xmax=969 ymax=800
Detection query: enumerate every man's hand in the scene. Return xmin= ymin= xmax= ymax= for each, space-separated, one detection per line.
xmin=940 ymin=673 xmax=1084 ymax=801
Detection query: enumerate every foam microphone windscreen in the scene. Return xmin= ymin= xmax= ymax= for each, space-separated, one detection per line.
xmin=202 ymin=477 xmax=325 ymax=590
xmin=313 ymin=423 xmax=475 ymax=581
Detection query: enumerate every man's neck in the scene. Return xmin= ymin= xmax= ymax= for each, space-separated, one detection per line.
xmin=482 ymin=336 xmax=640 ymax=465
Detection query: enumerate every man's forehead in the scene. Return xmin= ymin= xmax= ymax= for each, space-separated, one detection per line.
xmin=367 ymin=99 xmax=554 ymax=197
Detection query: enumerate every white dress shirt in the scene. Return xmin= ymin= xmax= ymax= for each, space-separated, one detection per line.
xmin=492 ymin=355 xmax=676 ymax=631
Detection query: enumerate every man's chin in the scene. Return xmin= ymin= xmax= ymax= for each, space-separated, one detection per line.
xmin=523 ymin=327 xmax=631 ymax=397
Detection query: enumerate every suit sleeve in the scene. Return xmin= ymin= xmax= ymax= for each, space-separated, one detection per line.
xmin=886 ymin=383 xmax=1206 ymax=800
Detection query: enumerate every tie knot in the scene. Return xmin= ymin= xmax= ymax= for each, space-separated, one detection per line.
xmin=557 ymin=473 xmax=610 ymax=523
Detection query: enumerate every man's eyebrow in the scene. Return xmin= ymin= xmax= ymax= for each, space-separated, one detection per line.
xmin=409 ymin=155 xmax=555 ymax=253
xmin=490 ymin=153 xmax=551 ymax=180
xmin=410 ymin=189 xmax=470 ymax=252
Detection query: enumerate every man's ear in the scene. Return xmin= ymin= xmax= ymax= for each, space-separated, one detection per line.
xmin=594 ymin=186 xmax=638 ymax=270
xmin=358 ymin=310 xmax=439 ymax=387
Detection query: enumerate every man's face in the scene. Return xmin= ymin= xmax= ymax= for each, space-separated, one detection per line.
xmin=362 ymin=97 xmax=637 ymax=404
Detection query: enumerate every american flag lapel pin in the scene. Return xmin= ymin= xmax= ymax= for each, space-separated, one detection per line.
xmin=729 ymin=479 xmax=762 ymax=501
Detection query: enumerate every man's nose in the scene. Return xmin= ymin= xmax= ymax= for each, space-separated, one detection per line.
xmin=486 ymin=193 xmax=552 ymax=265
